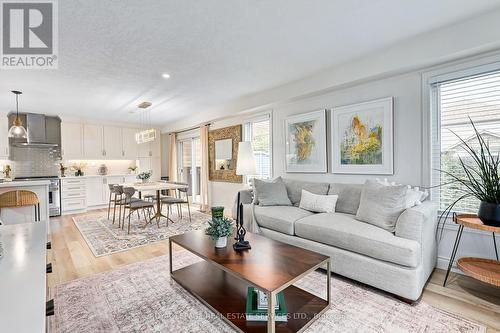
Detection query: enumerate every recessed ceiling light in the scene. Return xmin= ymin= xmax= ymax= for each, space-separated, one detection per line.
xmin=162 ymin=73 xmax=170 ymax=79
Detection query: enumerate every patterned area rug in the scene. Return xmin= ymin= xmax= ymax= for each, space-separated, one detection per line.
xmin=50 ymin=251 xmax=486 ymax=333
xmin=73 ymin=209 xmax=210 ymax=257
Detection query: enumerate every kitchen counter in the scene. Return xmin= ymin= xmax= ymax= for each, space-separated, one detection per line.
xmin=61 ymin=173 xmax=136 ymax=179
xmin=0 ymin=180 xmax=50 ymax=187
xmin=0 ymin=221 xmax=48 ymax=333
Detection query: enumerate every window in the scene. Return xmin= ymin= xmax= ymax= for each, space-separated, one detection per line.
xmin=432 ymin=68 xmax=500 ymax=214
xmin=243 ymin=114 xmax=272 ymax=180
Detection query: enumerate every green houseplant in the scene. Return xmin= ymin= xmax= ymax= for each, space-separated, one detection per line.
xmin=438 ymin=118 xmax=500 ymax=227
xmin=205 ymin=217 xmax=233 ymax=248
xmin=137 ymin=171 xmax=152 ymax=183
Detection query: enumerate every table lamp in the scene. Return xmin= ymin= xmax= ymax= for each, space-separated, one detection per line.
xmin=234 ymin=141 xmax=256 ymax=251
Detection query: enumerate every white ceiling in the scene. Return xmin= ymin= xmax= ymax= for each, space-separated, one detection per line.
xmin=1 ymin=0 xmax=500 ymax=126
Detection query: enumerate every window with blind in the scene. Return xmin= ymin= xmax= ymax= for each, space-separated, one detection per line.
xmin=243 ymin=115 xmax=272 ymax=180
xmin=432 ymin=69 xmax=500 ymax=214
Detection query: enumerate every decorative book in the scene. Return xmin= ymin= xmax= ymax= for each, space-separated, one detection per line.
xmin=245 ymin=287 xmax=287 ymax=322
xmin=257 ymin=289 xmax=279 ymax=310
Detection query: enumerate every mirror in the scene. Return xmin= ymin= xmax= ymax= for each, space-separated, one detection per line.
xmin=215 ymin=139 xmax=233 ymax=170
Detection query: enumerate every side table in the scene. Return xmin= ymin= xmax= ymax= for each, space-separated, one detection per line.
xmin=443 ymin=214 xmax=499 ymax=287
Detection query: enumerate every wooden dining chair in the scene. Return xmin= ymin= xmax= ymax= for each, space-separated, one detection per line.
xmin=0 ymin=190 xmax=40 ymax=221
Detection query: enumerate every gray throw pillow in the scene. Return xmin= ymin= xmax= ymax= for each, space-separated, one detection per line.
xmin=355 ymin=180 xmax=407 ymax=232
xmin=253 ymin=178 xmax=292 ymax=206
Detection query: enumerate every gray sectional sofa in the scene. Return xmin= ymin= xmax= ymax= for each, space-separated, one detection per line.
xmin=238 ymin=178 xmax=438 ymax=301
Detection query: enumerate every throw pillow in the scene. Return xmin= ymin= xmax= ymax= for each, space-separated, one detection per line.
xmin=253 ymin=177 xmax=282 ymax=205
xmin=375 ymin=178 xmax=429 ymax=208
xmin=356 ymin=180 xmax=407 ymax=232
xmin=253 ymin=178 xmax=292 ymax=206
xmin=299 ymin=189 xmax=338 ymax=213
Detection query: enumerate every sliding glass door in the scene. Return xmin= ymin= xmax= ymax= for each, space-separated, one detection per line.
xmin=177 ymin=137 xmax=201 ymax=204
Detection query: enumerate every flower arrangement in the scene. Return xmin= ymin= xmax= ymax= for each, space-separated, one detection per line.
xmin=137 ymin=170 xmax=152 ymax=182
xmin=71 ymin=162 xmax=87 ymax=176
xmin=205 ymin=217 xmax=233 ymax=248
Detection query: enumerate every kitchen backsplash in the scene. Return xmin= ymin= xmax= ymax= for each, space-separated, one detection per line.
xmin=63 ymin=160 xmax=136 ymax=176
xmin=10 ymin=147 xmax=59 ymax=177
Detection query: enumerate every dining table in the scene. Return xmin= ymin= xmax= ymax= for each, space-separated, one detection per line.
xmin=120 ymin=181 xmax=188 ymax=225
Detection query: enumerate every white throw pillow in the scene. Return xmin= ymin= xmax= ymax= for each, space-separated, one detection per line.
xmin=299 ymin=189 xmax=338 ymax=213
xmin=376 ymin=178 xmax=429 ymax=209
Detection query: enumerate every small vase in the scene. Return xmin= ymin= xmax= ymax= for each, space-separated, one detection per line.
xmin=215 ymin=236 xmax=227 ymax=248
xmin=478 ymin=201 xmax=500 ymax=227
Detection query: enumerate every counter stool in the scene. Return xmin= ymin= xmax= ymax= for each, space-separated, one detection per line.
xmin=0 ymin=190 xmax=40 ymax=221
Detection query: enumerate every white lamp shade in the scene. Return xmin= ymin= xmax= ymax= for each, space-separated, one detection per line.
xmin=236 ymin=141 xmax=257 ymax=176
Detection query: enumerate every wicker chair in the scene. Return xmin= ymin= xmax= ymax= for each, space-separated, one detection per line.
xmin=0 ymin=190 xmax=40 ymax=221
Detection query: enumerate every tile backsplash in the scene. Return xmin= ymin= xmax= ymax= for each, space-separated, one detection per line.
xmin=10 ymin=147 xmax=59 ymax=177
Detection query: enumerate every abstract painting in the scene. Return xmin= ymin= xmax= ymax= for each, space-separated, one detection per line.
xmin=332 ymin=97 xmax=393 ymax=174
xmin=285 ymin=110 xmax=327 ymax=173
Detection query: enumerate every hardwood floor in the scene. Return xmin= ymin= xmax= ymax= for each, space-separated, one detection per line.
xmin=47 ymin=210 xmax=500 ymax=332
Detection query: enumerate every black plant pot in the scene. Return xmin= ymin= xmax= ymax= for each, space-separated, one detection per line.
xmin=478 ymin=201 xmax=500 ymax=227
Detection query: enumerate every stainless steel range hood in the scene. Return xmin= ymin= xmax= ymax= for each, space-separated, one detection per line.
xmin=8 ymin=112 xmax=61 ymax=148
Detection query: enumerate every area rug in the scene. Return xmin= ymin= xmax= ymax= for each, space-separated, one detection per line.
xmin=49 ymin=251 xmax=486 ymax=333
xmin=73 ymin=209 xmax=210 ymax=257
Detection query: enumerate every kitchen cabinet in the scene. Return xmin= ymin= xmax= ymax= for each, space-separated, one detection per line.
xmin=103 ymin=126 xmax=123 ymax=159
xmin=86 ymin=177 xmax=106 ymax=206
xmin=0 ymin=114 xmax=9 ymax=158
xmin=61 ymin=121 xmax=83 ymax=159
xmin=83 ymin=124 xmax=104 ymax=158
xmin=122 ymin=127 xmax=139 ymax=159
xmin=61 ymin=178 xmax=86 ymax=213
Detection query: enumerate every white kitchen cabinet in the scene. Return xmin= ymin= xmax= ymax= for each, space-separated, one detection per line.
xmin=0 ymin=114 xmax=9 ymax=158
xmin=86 ymin=177 xmax=106 ymax=206
xmin=138 ymin=141 xmax=153 ymax=158
xmin=103 ymin=126 xmax=123 ymax=159
xmin=61 ymin=121 xmax=83 ymax=159
xmin=61 ymin=178 xmax=86 ymax=213
xmin=122 ymin=127 xmax=139 ymax=159
xmin=83 ymin=124 xmax=104 ymax=158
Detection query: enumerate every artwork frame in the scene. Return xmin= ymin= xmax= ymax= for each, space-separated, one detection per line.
xmin=208 ymin=124 xmax=243 ymax=183
xmin=285 ymin=110 xmax=327 ymax=173
xmin=331 ymin=97 xmax=394 ymax=175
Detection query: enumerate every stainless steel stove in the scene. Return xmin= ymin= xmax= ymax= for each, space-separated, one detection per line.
xmin=14 ymin=176 xmax=61 ymax=217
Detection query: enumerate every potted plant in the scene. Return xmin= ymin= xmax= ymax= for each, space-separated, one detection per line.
xmin=438 ymin=119 xmax=500 ymax=227
xmin=205 ymin=217 xmax=233 ymax=248
xmin=128 ymin=165 xmax=138 ymax=174
xmin=71 ymin=163 xmax=86 ymax=176
xmin=137 ymin=171 xmax=152 ymax=183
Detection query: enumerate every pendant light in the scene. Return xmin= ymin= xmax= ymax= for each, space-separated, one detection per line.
xmin=8 ymin=90 xmax=27 ymax=138
xmin=135 ymin=101 xmax=156 ymax=144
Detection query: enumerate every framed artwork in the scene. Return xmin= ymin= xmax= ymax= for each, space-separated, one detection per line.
xmin=285 ymin=110 xmax=327 ymax=173
xmin=331 ymin=97 xmax=394 ymax=174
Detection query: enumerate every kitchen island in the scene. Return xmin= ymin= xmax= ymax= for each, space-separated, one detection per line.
xmin=0 ymin=180 xmax=50 ymax=225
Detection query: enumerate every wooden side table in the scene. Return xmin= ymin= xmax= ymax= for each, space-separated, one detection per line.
xmin=443 ymin=214 xmax=500 ymax=287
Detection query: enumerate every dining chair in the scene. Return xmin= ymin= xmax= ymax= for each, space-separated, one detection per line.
xmin=122 ymin=187 xmax=156 ymax=233
xmin=0 ymin=190 xmax=41 ymax=221
xmin=160 ymin=182 xmax=191 ymax=224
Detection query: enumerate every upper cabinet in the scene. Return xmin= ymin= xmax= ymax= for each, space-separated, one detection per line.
xmin=83 ymin=124 xmax=104 ymax=159
xmin=122 ymin=127 xmax=139 ymax=159
xmin=103 ymin=126 xmax=123 ymax=159
xmin=0 ymin=114 xmax=10 ymax=158
xmin=61 ymin=121 xmax=83 ymax=159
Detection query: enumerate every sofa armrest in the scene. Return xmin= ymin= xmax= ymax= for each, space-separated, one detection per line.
xmin=395 ymin=201 xmax=438 ymax=244
xmin=232 ymin=189 xmax=254 ymax=219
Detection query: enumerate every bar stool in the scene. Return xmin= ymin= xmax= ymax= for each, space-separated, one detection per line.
xmin=0 ymin=190 xmax=41 ymax=221
xmin=107 ymin=184 xmax=117 ymax=220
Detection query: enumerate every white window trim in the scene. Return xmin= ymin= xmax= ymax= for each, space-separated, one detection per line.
xmin=242 ymin=110 xmax=273 ymax=182
xmin=421 ymin=51 xmax=500 ymax=190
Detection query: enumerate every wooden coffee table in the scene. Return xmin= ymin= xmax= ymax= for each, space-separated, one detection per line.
xmin=169 ymin=230 xmax=330 ymax=333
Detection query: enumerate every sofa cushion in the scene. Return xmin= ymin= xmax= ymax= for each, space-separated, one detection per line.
xmin=283 ymin=178 xmax=329 ymax=206
xmin=254 ymin=206 xmax=313 ymax=235
xmin=356 ymin=180 xmax=407 ymax=232
xmin=328 ymin=183 xmax=363 ymax=215
xmin=294 ymin=212 xmax=420 ymax=267
xmin=253 ymin=177 xmax=292 ymax=206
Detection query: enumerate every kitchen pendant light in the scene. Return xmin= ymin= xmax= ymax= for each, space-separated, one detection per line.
xmin=8 ymin=90 xmax=27 ymax=139
xmin=135 ymin=101 xmax=156 ymax=144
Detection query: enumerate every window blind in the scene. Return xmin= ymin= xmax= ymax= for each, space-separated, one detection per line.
xmin=244 ymin=116 xmax=272 ymax=180
xmin=432 ymin=69 xmax=500 ymax=213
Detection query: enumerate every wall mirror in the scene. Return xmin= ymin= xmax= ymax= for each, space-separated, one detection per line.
xmin=208 ymin=125 xmax=242 ymax=183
